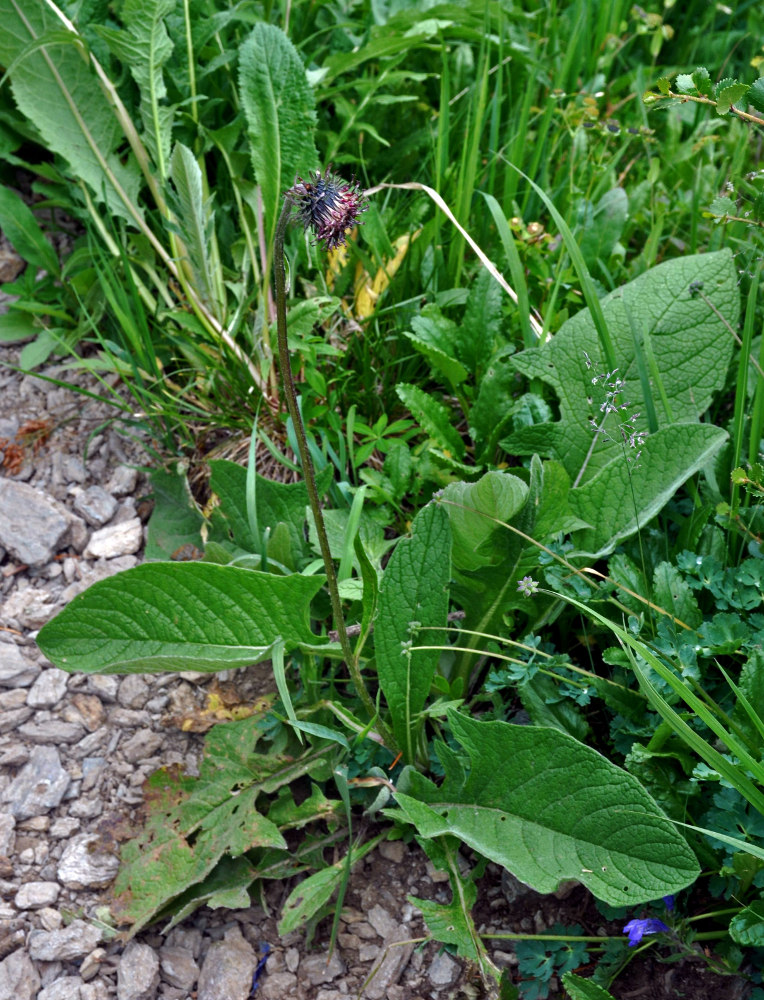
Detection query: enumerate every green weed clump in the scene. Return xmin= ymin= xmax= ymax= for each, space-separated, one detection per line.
xmin=2 ymin=0 xmax=764 ymax=994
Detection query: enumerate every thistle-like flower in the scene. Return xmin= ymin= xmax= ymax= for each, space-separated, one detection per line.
xmin=287 ymin=167 xmax=368 ymax=250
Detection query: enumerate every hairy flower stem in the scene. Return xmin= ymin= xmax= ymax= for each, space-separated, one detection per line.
xmin=273 ymin=200 xmax=396 ymax=751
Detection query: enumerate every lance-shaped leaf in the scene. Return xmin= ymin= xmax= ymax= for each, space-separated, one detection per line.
xmin=393 ymin=711 xmax=700 ymax=907
xmin=0 ymin=0 xmax=142 ymax=221
xmin=37 ymin=562 xmax=328 ymax=674
xmin=170 ymin=143 xmax=217 ymax=310
xmin=95 ymin=0 xmax=175 ymax=173
xmin=375 ymin=502 xmax=451 ymax=763
xmin=239 ymin=23 xmax=318 ymax=248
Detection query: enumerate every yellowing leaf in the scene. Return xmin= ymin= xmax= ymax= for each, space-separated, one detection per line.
xmin=354 ymin=230 xmax=421 ymax=319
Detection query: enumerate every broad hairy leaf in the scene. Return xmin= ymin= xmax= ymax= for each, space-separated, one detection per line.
xmin=0 ymin=0 xmax=142 ymax=221
xmin=144 ymin=465 xmax=204 ymax=561
xmin=441 ymin=464 xmax=578 ymax=670
xmin=209 ymin=458 xmax=332 ymax=561
xmin=37 ymin=562 xmax=328 ymax=674
xmin=111 ymin=715 xmax=335 ymax=933
xmin=239 ymin=23 xmax=318 ymax=248
xmin=375 ymin=502 xmax=451 ymax=763
xmin=503 ymin=250 xmax=737 ymax=555
xmin=577 ymin=188 xmax=628 ymax=268
xmin=403 ymin=304 xmax=468 ymax=389
xmin=393 ymin=711 xmax=700 ymax=906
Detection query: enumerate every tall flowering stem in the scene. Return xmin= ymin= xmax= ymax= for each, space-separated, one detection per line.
xmin=273 ymin=175 xmax=395 ymax=751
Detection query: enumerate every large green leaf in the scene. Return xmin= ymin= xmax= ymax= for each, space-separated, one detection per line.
xmin=394 ymin=711 xmax=700 ymax=906
xmin=570 ymin=423 xmax=727 ymax=554
xmin=0 ymin=0 xmax=141 ymax=221
xmin=95 ymin=0 xmax=174 ymax=172
xmin=396 ymin=382 xmax=465 ymax=459
xmin=503 ymin=250 xmax=737 ymax=554
xmin=209 ymin=459 xmax=332 ymax=561
xmin=37 ymin=562 xmax=328 ymax=674
xmin=729 ymin=900 xmax=764 ymax=946
xmin=403 ymin=304 xmax=469 ymax=389
xmin=441 ymin=464 xmax=578 ymax=674
xmin=112 ymin=715 xmax=333 ymax=934
xmin=239 ymin=23 xmax=318 ymax=248
xmin=577 ymin=188 xmax=628 ymax=269
xmin=375 ymin=502 xmax=451 ymax=763
xmin=144 ymin=465 xmax=204 ymax=561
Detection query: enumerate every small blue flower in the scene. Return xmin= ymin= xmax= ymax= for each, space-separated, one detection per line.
xmin=623 ymin=917 xmax=669 ymax=947
xmin=663 ymin=894 xmax=675 ymax=912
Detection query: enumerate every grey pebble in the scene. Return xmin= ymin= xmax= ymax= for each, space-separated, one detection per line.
xmin=38 ymin=976 xmax=84 ymax=1000
xmin=26 ymin=668 xmax=69 ymax=709
xmin=301 ymin=951 xmax=345 ymax=986
xmin=197 ymin=926 xmax=256 ymax=1000
xmin=84 ymin=518 xmax=143 ymax=559
xmin=57 ymin=833 xmax=119 ymax=889
xmin=360 ymin=932 xmax=414 ymax=1000
xmin=121 ymin=729 xmax=163 ymax=764
xmin=81 ymin=982 xmax=111 ymax=1000
xmin=367 ymin=904 xmax=399 ymax=940
xmin=159 ymin=945 xmax=199 ymax=990
xmin=0 ymin=480 xmax=72 ymax=566
xmin=14 ymin=880 xmax=60 ymax=908
xmin=79 ymin=947 xmax=107 ymax=981
xmin=28 ymin=919 xmax=102 ymax=961
xmin=0 ymin=949 xmax=40 ymax=1000
xmin=59 ymin=454 xmax=87 ymax=483
xmin=117 ymin=675 xmax=150 ymax=710
xmin=73 ymin=485 xmax=118 ymax=527
xmin=87 ymin=675 xmax=119 ymax=702
xmin=427 ymin=950 xmax=461 ymax=987
xmin=259 ymin=971 xmax=297 ymax=998
xmin=107 ymin=465 xmax=139 ymax=497
xmin=1 ymin=587 xmax=57 ymax=630
xmin=0 ymin=642 xmax=40 ymax=687
xmin=0 ymin=812 xmax=15 ymax=854
xmin=378 ymin=839 xmax=406 ymax=864
xmin=117 ymin=941 xmax=160 ymax=1000
xmin=16 ymin=719 xmax=85 ymax=744
xmin=3 ymin=746 xmax=70 ymax=819
xmin=0 ymin=706 xmax=34 ymax=734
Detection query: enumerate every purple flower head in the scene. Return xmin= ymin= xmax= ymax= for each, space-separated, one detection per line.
xmin=663 ymin=894 xmax=675 ymax=912
xmin=288 ymin=167 xmax=368 ymax=251
xmin=623 ymin=917 xmax=669 ymax=947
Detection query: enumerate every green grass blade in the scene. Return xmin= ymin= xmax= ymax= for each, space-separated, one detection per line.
xmin=338 ymin=486 xmax=367 ymax=584
xmin=505 ymin=164 xmax=617 ymax=369
xmin=271 ymin=640 xmax=301 ymax=744
xmin=480 ymin=192 xmax=536 ymax=346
